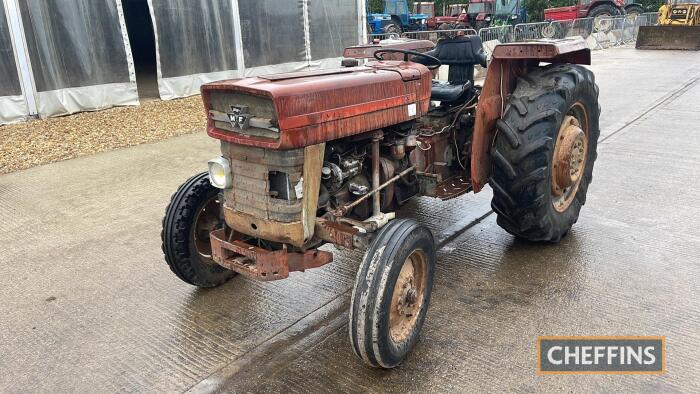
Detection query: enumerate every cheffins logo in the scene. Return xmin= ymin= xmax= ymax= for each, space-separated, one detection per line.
xmin=537 ymin=336 xmax=665 ymax=374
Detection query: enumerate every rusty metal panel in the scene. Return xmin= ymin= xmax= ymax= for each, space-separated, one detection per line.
xmin=314 ymin=219 xmax=359 ymax=249
xmin=471 ymin=37 xmax=591 ymax=192
xmin=342 ymin=40 xmax=436 ymax=59
xmin=202 ymin=61 xmax=432 ymax=149
xmin=220 ymin=142 xmax=324 ymax=247
xmin=222 ymin=143 xmax=304 ymax=223
xmin=210 ymin=229 xmax=333 ymax=281
xmin=492 ymin=38 xmax=591 ymax=64
xmin=471 ymin=58 xmax=529 ymax=192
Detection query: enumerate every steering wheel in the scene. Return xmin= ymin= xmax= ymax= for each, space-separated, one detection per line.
xmin=373 ymin=49 xmax=442 ymax=70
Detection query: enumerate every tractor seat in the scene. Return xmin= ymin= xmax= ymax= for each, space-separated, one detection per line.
xmin=416 ymin=35 xmax=488 ymax=103
xmin=430 ymin=80 xmax=472 ymax=103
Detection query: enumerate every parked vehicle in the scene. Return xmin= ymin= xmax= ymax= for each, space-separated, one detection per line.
xmin=428 ymin=0 xmax=523 ymax=31
xmin=428 ymin=3 xmax=469 ymax=29
xmin=469 ymin=0 xmax=523 ymax=29
xmin=657 ymin=0 xmax=700 ymax=25
xmin=413 ymin=1 xmax=435 ymax=17
xmin=368 ymin=0 xmax=429 ymax=34
xmin=544 ymin=0 xmax=643 ymax=21
xmin=162 ymin=36 xmax=601 ymax=368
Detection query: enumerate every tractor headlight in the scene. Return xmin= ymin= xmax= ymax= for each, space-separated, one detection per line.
xmin=208 ymin=157 xmax=232 ymax=189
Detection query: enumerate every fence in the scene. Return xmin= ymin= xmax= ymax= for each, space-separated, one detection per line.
xmin=370 ymin=12 xmax=659 ymax=49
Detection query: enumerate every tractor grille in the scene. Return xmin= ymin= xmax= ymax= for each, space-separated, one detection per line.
xmin=209 ymin=91 xmax=280 ymax=139
xmin=221 ymin=142 xmax=303 ymax=223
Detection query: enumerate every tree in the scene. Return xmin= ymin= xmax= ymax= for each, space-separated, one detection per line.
xmin=368 ymin=0 xmax=384 ymax=13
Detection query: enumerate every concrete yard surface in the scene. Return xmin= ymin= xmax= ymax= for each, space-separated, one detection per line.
xmin=1 ymin=48 xmax=699 ymax=392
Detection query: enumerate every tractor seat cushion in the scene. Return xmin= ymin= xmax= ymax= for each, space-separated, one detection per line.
xmin=431 ymin=80 xmax=472 ymax=103
xmin=427 ymin=35 xmax=487 ymax=67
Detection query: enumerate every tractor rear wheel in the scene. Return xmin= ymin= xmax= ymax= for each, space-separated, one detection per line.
xmin=625 ymin=5 xmax=644 ymax=19
xmin=590 ymin=4 xmax=620 ymax=32
xmin=161 ymin=172 xmax=235 ymax=287
xmin=490 ymin=64 xmax=600 ymax=242
xmin=589 ymin=3 xmax=620 ymax=19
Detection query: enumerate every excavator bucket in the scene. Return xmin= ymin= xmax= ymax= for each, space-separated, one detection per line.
xmin=636 ymin=26 xmax=700 ymax=50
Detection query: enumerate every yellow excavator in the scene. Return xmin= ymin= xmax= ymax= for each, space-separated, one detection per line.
xmin=636 ymin=0 xmax=700 ymax=49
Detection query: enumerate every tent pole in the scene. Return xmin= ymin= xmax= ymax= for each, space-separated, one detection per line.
xmin=231 ymin=0 xmax=246 ymax=76
xmin=4 ymin=0 xmax=38 ymax=117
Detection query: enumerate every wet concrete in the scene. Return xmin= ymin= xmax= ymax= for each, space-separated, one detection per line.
xmin=1 ymin=48 xmax=699 ymax=392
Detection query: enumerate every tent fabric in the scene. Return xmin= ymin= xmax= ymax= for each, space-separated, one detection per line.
xmin=2 ymin=0 xmax=363 ymax=121
xmin=0 ymin=95 xmax=27 ymax=124
xmin=238 ymin=0 xmax=306 ymax=68
xmin=151 ymin=0 xmax=238 ymax=79
xmin=151 ymin=0 xmax=363 ymax=99
xmin=309 ymin=0 xmax=360 ymax=60
xmin=148 ymin=0 xmax=242 ymax=100
xmin=0 ymin=0 xmax=20 ymax=97
xmin=0 ymin=0 xmax=27 ymax=124
xmin=17 ymin=0 xmax=137 ymax=117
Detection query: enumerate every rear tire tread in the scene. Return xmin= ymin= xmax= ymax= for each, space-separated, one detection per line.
xmin=490 ymin=64 xmax=600 ymax=242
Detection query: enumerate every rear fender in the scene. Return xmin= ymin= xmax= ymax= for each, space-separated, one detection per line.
xmin=470 ymin=39 xmax=591 ymax=192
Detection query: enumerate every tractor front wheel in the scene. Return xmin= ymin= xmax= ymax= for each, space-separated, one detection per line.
xmin=384 ymin=23 xmax=401 ymax=34
xmin=161 ymin=172 xmax=235 ymax=287
xmin=490 ymin=64 xmax=600 ymax=242
xmin=349 ymin=219 xmax=436 ymax=368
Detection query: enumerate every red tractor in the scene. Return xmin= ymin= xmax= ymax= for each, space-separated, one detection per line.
xmin=545 ymin=0 xmax=644 ymax=21
xmin=162 ymin=36 xmax=600 ymax=368
xmin=413 ymin=1 xmax=436 ymax=18
xmin=428 ymin=3 xmax=470 ymax=29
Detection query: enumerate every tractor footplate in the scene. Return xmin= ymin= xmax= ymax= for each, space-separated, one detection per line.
xmin=209 ymin=229 xmax=332 ymax=281
xmin=435 ymin=175 xmax=472 ymax=200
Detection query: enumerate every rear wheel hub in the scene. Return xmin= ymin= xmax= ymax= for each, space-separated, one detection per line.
xmin=552 ymin=115 xmax=588 ymax=212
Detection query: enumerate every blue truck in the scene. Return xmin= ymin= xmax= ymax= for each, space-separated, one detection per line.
xmin=368 ymin=0 xmax=429 ymax=34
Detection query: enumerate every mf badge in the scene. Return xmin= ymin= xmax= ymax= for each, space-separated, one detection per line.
xmin=227 ymin=105 xmax=251 ymax=130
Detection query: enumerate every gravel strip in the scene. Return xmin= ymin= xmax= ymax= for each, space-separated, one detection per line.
xmin=0 ymin=96 xmax=206 ymax=174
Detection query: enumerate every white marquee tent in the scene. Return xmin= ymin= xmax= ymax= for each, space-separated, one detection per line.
xmin=0 ymin=0 xmax=365 ymax=125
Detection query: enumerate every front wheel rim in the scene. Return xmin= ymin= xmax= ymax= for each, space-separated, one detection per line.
xmin=193 ymin=195 xmax=222 ymax=260
xmin=389 ymin=249 xmax=428 ymax=344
